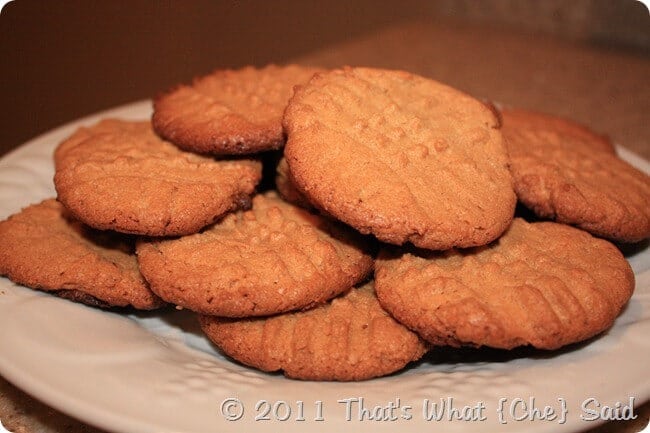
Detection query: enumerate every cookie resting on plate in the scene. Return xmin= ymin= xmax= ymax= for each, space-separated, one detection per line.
xmin=153 ymin=64 xmax=324 ymax=155
xmin=199 ymin=281 xmax=428 ymax=381
xmin=137 ymin=192 xmax=373 ymax=317
xmin=502 ymin=108 xmax=650 ymax=243
xmin=0 ymin=199 xmax=164 ymax=309
xmin=375 ymin=218 xmax=634 ymax=350
xmin=283 ymin=67 xmax=516 ymax=251
xmin=54 ymin=119 xmax=262 ymax=237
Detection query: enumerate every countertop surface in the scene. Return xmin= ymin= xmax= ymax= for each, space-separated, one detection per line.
xmin=1 ymin=19 xmax=649 ymax=433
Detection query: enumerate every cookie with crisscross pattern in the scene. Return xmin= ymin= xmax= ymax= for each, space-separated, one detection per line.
xmin=137 ymin=192 xmax=373 ymax=317
xmin=54 ymin=119 xmax=262 ymax=236
xmin=0 ymin=199 xmax=164 ymax=309
xmin=375 ymin=218 xmax=634 ymax=350
xmin=502 ymin=108 xmax=650 ymax=243
xmin=283 ymin=67 xmax=516 ymax=250
xmin=153 ymin=64 xmax=323 ymax=154
xmin=199 ymin=281 xmax=428 ymax=381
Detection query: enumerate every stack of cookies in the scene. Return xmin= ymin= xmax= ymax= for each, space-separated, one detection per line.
xmin=0 ymin=65 xmax=648 ymax=381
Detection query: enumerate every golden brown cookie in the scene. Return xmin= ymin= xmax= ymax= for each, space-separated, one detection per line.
xmin=283 ymin=67 xmax=516 ymax=250
xmin=137 ymin=192 xmax=373 ymax=317
xmin=502 ymin=108 xmax=650 ymax=242
xmin=275 ymin=157 xmax=312 ymax=209
xmin=199 ymin=281 xmax=428 ymax=381
xmin=153 ymin=64 xmax=323 ymax=155
xmin=375 ymin=218 xmax=635 ymax=350
xmin=501 ymin=108 xmax=616 ymax=154
xmin=54 ymin=119 xmax=262 ymax=236
xmin=0 ymin=199 xmax=164 ymax=309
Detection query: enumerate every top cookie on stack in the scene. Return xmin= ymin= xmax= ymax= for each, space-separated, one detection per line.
xmin=283 ymin=67 xmax=517 ymax=251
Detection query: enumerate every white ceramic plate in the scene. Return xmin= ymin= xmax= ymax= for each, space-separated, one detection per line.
xmin=0 ymin=101 xmax=648 ymax=433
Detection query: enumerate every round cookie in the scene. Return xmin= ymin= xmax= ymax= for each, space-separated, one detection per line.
xmin=137 ymin=192 xmax=373 ymax=317
xmin=153 ymin=64 xmax=324 ymax=155
xmin=199 ymin=281 xmax=428 ymax=381
xmin=0 ymin=199 xmax=164 ymax=309
xmin=502 ymin=108 xmax=650 ymax=242
xmin=501 ymin=108 xmax=616 ymax=154
xmin=375 ymin=218 xmax=635 ymax=350
xmin=283 ymin=67 xmax=516 ymax=250
xmin=54 ymin=119 xmax=262 ymax=236
xmin=275 ymin=156 xmax=312 ymax=209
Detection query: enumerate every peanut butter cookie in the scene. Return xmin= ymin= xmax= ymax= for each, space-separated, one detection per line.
xmin=502 ymin=108 xmax=616 ymax=153
xmin=153 ymin=64 xmax=323 ymax=155
xmin=284 ymin=67 xmax=516 ymax=250
xmin=502 ymin=108 xmax=650 ymax=242
xmin=0 ymin=199 xmax=163 ymax=309
xmin=375 ymin=218 xmax=634 ymax=350
xmin=137 ymin=192 xmax=373 ymax=317
xmin=54 ymin=119 xmax=262 ymax=236
xmin=199 ymin=281 xmax=428 ymax=381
